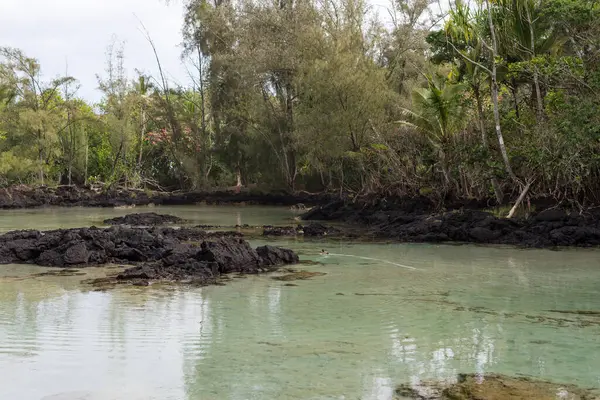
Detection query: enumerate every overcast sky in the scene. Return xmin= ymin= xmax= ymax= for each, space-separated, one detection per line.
xmin=0 ymin=0 xmax=400 ymax=103
xmin=0 ymin=0 xmax=189 ymax=102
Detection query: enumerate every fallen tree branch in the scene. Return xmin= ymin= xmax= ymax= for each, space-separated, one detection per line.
xmin=507 ymin=179 xmax=533 ymax=218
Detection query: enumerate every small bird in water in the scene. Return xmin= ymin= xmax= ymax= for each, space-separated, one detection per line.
xmin=320 ymin=249 xmax=329 ymax=255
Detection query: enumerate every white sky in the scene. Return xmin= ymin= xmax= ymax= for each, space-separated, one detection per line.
xmin=0 ymin=0 xmax=189 ymax=102
xmin=0 ymin=0 xmax=402 ymax=103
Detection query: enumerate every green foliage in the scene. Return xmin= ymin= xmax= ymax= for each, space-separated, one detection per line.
xmin=401 ymin=76 xmax=467 ymax=147
xmin=0 ymin=150 xmax=36 ymax=185
xmin=1 ymin=0 xmax=600 ymax=202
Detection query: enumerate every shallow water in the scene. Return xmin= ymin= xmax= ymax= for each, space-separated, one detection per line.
xmin=0 ymin=205 xmax=295 ymax=232
xmin=0 ymin=206 xmax=599 ymax=399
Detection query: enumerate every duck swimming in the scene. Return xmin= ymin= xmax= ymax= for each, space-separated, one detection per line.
xmin=320 ymin=249 xmax=329 ymax=255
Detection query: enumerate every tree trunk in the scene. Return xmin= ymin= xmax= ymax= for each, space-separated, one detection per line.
xmin=138 ymin=106 xmax=145 ymax=168
xmin=198 ymin=45 xmax=207 ymax=141
xmin=526 ymin=3 xmax=544 ymax=121
xmin=284 ymin=79 xmax=296 ymax=191
xmin=491 ymin=73 xmax=515 ymax=181
xmin=511 ymin=80 xmax=520 ymax=119
xmin=474 ymin=87 xmax=488 ymax=148
xmin=66 ymin=106 xmax=74 ymax=186
xmin=84 ymin=142 xmax=89 ymax=186
xmin=486 ymin=0 xmax=517 ymax=182
xmin=491 ymin=178 xmax=504 ymax=204
xmin=111 ymin=140 xmax=124 ymax=178
xmin=507 ymin=180 xmax=532 ymax=218
xmin=439 ymin=147 xmax=451 ymax=191
xmin=475 ymin=86 xmax=504 ymax=204
xmin=38 ymin=150 xmax=44 ymax=185
xmin=339 ymin=161 xmax=344 ymax=197
xmin=288 ymin=152 xmax=297 ymax=191
xmin=37 ymin=128 xmax=45 ymax=184
xmin=235 ymin=164 xmax=242 ymax=193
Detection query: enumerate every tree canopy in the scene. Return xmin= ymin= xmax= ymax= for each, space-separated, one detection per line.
xmin=1 ymin=0 xmax=600 ymax=207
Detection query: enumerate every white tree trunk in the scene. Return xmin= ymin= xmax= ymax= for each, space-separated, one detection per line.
xmin=475 ymin=87 xmax=504 ymax=203
xmin=486 ymin=0 xmax=517 ymax=182
xmin=526 ymin=3 xmax=544 ymax=121
xmin=507 ymin=181 xmax=532 ymax=218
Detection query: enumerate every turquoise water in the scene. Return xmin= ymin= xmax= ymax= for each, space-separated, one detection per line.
xmin=0 ymin=207 xmax=599 ymax=399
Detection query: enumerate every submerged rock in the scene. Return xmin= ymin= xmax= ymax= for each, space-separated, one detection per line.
xmin=546 ymin=309 xmax=600 ymax=316
xmin=103 ymin=212 xmax=184 ymax=226
xmin=394 ymin=373 xmax=599 ymax=399
xmin=32 ymin=269 xmax=85 ymax=277
xmin=271 ymin=270 xmax=326 ymax=281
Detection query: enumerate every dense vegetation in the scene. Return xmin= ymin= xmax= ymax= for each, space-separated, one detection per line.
xmin=1 ymin=0 xmax=599 ymax=209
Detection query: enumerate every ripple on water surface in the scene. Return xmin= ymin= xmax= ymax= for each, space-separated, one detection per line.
xmin=0 ymin=207 xmax=600 ymax=399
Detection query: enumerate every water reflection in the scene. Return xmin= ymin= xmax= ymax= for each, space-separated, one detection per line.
xmin=0 ymin=241 xmax=599 ymax=399
xmin=0 ymin=204 xmax=294 ymax=233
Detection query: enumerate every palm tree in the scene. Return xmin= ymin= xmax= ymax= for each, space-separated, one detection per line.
xmin=443 ymin=0 xmax=518 ymax=196
xmin=400 ymin=75 xmax=467 ymax=190
xmin=445 ymin=2 xmax=505 ymax=203
xmin=493 ymin=0 xmax=560 ymax=121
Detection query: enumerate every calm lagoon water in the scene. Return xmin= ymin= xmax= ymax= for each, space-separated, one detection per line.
xmin=0 ymin=206 xmax=599 ymax=399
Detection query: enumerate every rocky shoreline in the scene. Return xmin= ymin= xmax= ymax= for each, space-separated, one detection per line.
xmin=0 ymin=226 xmax=299 ymax=286
xmin=0 ymin=185 xmax=326 ymax=209
xmin=3 ymin=185 xmax=600 ymax=248
xmin=302 ymin=198 xmax=600 ymax=248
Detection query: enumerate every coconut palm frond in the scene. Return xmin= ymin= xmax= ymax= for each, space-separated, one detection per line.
xmin=398 ymin=76 xmax=467 ymax=146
